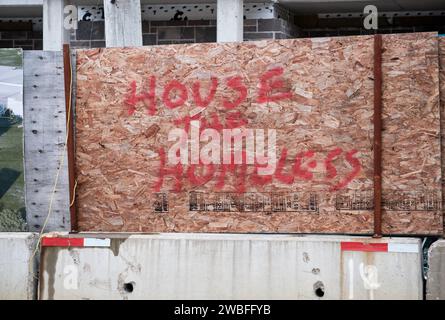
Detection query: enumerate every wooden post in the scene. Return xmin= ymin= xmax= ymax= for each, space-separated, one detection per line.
xmin=104 ymin=0 xmax=143 ymax=48
xmin=63 ymin=44 xmax=77 ymax=232
xmin=373 ymin=34 xmax=383 ymax=238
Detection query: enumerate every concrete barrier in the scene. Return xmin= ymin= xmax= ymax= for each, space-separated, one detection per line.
xmin=39 ymin=233 xmax=423 ymax=300
xmin=427 ymin=239 xmax=445 ymax=300
xmin=0 ymin=232 xmax=38 ymax=299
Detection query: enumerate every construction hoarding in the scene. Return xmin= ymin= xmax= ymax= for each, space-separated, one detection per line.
xmin=74 ymin=33 xmax=443 ymax=234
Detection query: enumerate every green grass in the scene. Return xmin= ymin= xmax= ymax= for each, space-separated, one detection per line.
xmin=0 ymin=48 xmax=22 ymax=67
xmin=0 ymin=124 xmax=26 ymax=231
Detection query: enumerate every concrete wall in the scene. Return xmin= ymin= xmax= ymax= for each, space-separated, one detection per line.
xmin=70 ymin=18 xmax=300 ymax=48
xmin=2 ymin=17 xmax=300 ymax=51
xmin=295 ymin=15 xmax=445 ymax=37
xmin=427 ymin=240 xmax=445 ymax=300
xmin=0 ymin=232 xmax=38 ymax=299
xmin=39 ymin=234 xmax=423 ymax=300
xmin=0 ymin=30 xmax=42 ymax=50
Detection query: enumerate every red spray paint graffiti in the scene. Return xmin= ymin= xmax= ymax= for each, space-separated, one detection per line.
xmin=153 ymin=147 xmax=361 ymax=193
xmin=124 ymin=67 xmax=292 ymax=115
xmin=123 ymin=66 xmax=362 ymax=194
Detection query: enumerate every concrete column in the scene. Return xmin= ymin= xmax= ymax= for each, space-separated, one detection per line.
xmin=104 ymin=0 xmax=143 ymax=48
xmin=217 ymin=0 xmax=243 ymax=42
xmin=43 ymin=0 xmax=69 ymax=51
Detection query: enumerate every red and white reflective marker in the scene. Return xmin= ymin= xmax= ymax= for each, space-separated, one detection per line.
xmin=341 ymin=241 xmax=418 ymax=253
xmin=41 ymin=237 xmax=110 ymax=248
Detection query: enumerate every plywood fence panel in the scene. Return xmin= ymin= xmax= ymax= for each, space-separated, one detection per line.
xmin=23 ymin=51 xmax=70 ymax=231
xmin=74 ymin=32 xmax=442 ymax=234
xmin=381 ymin=33 xmax=442 ymax=234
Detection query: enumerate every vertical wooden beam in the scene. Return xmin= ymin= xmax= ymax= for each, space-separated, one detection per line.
xmin=43 ymin=0 xmax=69 ymax=51
xmin=63 ymin=44 xmax=77 ymax=232
xmin=104 ymin=0 xmax=143 ymax=48
xmin=217 ymin=0 xmax=243 ymax=42
xmin=373 ymin=34 xmax=383 ymax=238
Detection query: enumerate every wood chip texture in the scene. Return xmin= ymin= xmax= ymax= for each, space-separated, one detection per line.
xmin=75 ymin=32 xmax=443 ymax=234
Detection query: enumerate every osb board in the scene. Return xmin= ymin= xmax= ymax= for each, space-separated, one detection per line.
xmin=381 ymin=33 xmax=442 ymax=234
xmin=75 ymin=32 xmax=442 ymax=234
